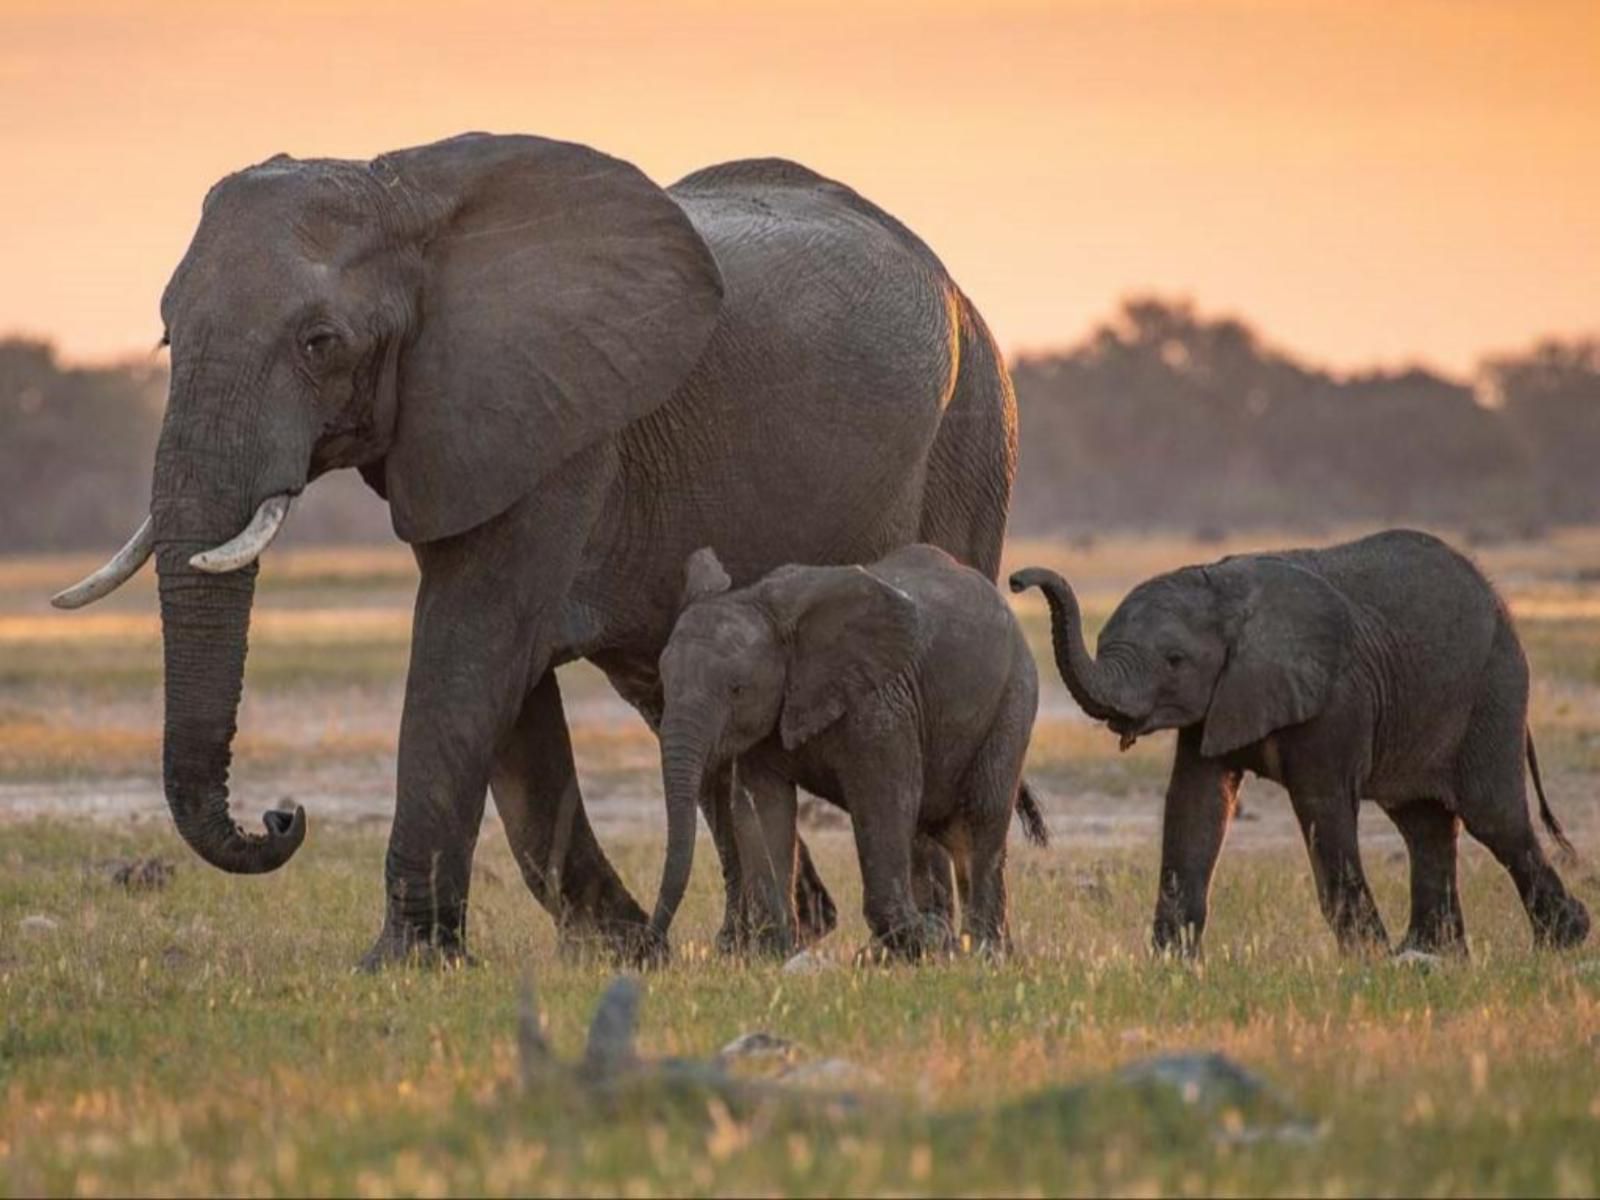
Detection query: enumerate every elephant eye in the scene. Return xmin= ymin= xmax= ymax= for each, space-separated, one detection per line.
xmin=301 ymin=328 xmax=341 ymax=362
xmin=1164 ymin=650 xmax=1185 ymax=668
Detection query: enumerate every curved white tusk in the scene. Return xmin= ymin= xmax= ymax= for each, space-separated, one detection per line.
xmin=51 ymin=516 xmax=155 ymax=609
xmin=189 ymin=494 xmax=294 ymax=574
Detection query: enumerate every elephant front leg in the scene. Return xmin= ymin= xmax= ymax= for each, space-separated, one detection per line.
xmin=491 ymin=672 xmax=650 ymax=958
xmin=843 ymin=752 xmax=945 ymax=961
xmin=363 ymin=458 xmax=639 ymax=968
xmin=1152 ymin=727 xmax=1243 ymax=958
xmin=714 ymin=756 xmax=836 ymax=956
xmin=362 ymin=673 xmax=499 ymax=968
xmin=911 ymin=835 xmax=958 ymax=936
xmin=363 ymin=598 xmax=543 ymax=969
xmin=727 ymin=759 xmax=800 ymax=958
xmin=701 ymin=763 xmax=753 ymax=954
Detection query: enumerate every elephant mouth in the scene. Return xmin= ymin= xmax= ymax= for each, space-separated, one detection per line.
xmin=1107 ymin=714 xmax=1154 ymax=752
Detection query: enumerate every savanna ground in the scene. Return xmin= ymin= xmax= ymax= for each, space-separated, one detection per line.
xmin=3 ymin=529 xmax=1600 ymax=1196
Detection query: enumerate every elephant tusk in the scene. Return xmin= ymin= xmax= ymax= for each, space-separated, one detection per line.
xmin=51 ymin=516 xmax=155 ymax=609
xmin=189 ymin=494 xmax=294 ymax=574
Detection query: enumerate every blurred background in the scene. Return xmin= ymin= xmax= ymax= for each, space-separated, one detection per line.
xmin=2 ymin=0 xmax=1596 ymax=551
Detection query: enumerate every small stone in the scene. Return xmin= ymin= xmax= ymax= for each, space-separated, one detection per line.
xmin=778 ymin=1057 xmax=882 ymax=1090
xmin=1393 ymin=949 xmax=1442 ymax=970
xmin=782 ymin=949 xmax=832 ymax=975
xmin=19 ymin=914 xmax=59 ymax=933
xmin=719 ymin=1031 xmax=804 ymax=1062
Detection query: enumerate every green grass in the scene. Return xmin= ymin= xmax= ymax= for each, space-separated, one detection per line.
xmin=4 ymin=821 xmax=1600 ymax=1196
xmin=5 ymin=532 xmax=1600 ymax=1195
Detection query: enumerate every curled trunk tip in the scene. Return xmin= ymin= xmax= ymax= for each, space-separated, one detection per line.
xmin=159 ymin=556 xmax=308 ymax=875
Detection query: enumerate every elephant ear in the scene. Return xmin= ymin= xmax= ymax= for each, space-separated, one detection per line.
xmin=680 ymin=547 xmax=732 ymax=610
xmin=379 ymin=133 xmax=724 ymax=542
xmin=1201 ymin=558 xmax=1354 ymax=758
xmin=766 ymin=566 xmax=922 ymax=750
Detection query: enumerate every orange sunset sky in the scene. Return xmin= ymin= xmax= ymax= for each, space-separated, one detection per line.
xmin=1 ymin=0 xmax=1595 ymax=375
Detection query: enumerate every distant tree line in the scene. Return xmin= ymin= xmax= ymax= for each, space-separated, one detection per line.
xmin=1011 ymin=298 xmax=1600 ymax=541
xmin=3 ymin=299 xmax=1599 ymax=553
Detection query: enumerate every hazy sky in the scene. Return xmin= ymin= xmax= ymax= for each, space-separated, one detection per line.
xmin=2 ymin=0 xmax=1595 ymax=373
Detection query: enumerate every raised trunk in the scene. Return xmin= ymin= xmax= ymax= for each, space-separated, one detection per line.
xmin=156 ymin=547 xmax=305 ymax=873
xmin=650 ymin=712 xmax=717 ymax=942
xmin=1010 ymin=567 xmax=1126 ymax=722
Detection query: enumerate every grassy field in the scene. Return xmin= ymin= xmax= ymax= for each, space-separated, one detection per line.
xmin=4 ymin=529 xmax=1600 ymax=1196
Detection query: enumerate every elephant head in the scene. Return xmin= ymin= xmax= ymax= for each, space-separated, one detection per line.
xmin=648 ymin=548 xmax=919 ymax=944
xmin=1009 ymin=557 xmax=1351 ymax=757
xmin=52 ymin=134 xmax=725 ymax=875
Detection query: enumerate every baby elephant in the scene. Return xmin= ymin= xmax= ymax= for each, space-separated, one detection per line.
xmin=649 ymin=544 xmax=1040 ymax=960
xmin=1012 ymin=528 xmax=1590 ymax=957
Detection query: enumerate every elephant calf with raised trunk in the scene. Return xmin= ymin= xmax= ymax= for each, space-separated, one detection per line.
xmin=1012 ymin=528 xmax=1590 ymax=957
xmin=650 ymin=545 xmax=1044 ymax=961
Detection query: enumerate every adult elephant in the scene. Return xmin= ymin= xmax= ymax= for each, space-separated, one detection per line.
xmin=53 ymin=133 xmax=1018 ymax=966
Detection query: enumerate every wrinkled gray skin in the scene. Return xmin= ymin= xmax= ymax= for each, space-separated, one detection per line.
xmin=77 ymin=134 xmax=1018 ymax=966
xmin=652 ymin=545 xmax=1040 ymax=961
xmin=1013 ymin=529 xmax=1591 ymax=956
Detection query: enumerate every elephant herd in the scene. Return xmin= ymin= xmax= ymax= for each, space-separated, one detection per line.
xmin=54 ymin=133 xmax=1589 ymax=967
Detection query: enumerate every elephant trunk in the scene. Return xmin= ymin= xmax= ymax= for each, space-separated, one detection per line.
xmin=1009 ymin=567 xmax=1126 ymax=723
xmin=157 ymin=549 xmax=305 ymax=873
xmin=651 ymin=708 xmax=721 ymax=943
xmin=149 ymin=363 xmax=307 ymax=876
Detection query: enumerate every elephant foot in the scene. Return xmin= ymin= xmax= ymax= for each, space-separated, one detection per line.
xmin=556 ymin=912 xmax=663 ymax=966
xmin=715 ymin=915 xmax=796 ymax=961
xmin=1531 ymin=894 xmax=1591 ymax=950
xmin=357 ymin=920 xmax=473 ymax=973
xmin=961 ymin=930 xmax=1013 ymax=961
xmin=1396 ymin=923 xmax=1468 ymax=959
xmin=856 ymin=913 xmax=957 ymax=966
xmin=1151 ymin=917 xmax=1203 ymax=960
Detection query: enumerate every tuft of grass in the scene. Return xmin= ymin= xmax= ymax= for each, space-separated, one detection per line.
xmin=4 ymin=532 xmax=1600 ymax=1194
xmin=3 ymin=821 xmax=1600 ymax=1196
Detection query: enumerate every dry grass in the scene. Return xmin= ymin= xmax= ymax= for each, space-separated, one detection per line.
xmin=3 ymin=824 xmax=1599 ymax=1196
xmin=3 ymin=530 xmax=1600 ymax=1194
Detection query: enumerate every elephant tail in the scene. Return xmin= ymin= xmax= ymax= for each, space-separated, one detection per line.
xmin=1527 ymin=730 xmax=1577 ymax=858
xmin=1016 ymin=778 xmax=1050 ymax=847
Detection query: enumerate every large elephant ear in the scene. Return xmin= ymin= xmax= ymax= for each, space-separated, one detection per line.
xmin=765 ymin=566 xmax=922 ymax=750
xmin=1201 ymin=558 xmax=1353 ymax=758
xmin=379 ymin=133 xmax=724 ymax=542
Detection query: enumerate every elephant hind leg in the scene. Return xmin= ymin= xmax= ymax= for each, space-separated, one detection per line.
xmin=1386 ymin=798 xmax=1467 ymax=955
xmin=490 ymin=672 xmax=650 ymax=957
xmin=1453 ymin=728 xmax=1589 ymax=949
xmin=946 ymin=683 xmax=1035 ymax=954
xmin=794 ymin=836 xmax=839 ymax=945
xmin=1454 ymin=648 xmax=1589 ymax=949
